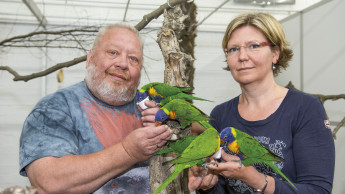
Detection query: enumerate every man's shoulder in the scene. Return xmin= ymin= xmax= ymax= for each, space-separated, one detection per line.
xmin=35 ymin=81 xmax=87 ymax=109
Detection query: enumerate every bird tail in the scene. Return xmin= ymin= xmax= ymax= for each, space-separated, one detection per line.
xmin=266 ymin=162 xmax=296 ymax=189
xmin=153 ymin=161 xmax=198 ymax=194
xmin=160 ymin=93 xmax=212 ymax=105
xmin=178 ymin=86 xmax=193 ymax=92
xmin=198 ymin=120 xmax=213 ymax=130
xmin=179 ymin=93 xmax=212 ymax=102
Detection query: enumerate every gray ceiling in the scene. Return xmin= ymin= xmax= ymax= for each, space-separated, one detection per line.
xmin=0 ymin=0 xmax=326 ymax=32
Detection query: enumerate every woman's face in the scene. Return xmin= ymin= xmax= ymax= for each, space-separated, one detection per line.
xmin=225 ymin=25 xmax=279 ymax=86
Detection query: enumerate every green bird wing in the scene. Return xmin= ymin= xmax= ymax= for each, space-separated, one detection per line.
xmin=167 ymin=128 xmax=220 ymax=165
xmin=233 ymin=128 xmax=296 ymax=189
xmin=154 ymin=135 xmax=197 ymax=156
xmin=153 ymin=83 xmax=192 ymax=97
xmin=235 ymin=129 xmax=284 ymax=164
xmin=197 ymin=120 xmax=214 ymax=130
xmin=168 ymin=100 xmax=212 ymax=129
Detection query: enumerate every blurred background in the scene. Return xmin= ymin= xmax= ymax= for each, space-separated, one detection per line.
xmin=0 ymin=0 xmax=344 ymax=192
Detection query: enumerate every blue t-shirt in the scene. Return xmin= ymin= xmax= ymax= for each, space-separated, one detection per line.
xmin=205 ymin=88 xmax=335 ymax=194
xmin=19 ymin=81 xmax=150 ymax=193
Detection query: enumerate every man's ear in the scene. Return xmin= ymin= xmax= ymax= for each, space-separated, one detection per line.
xmin=86 ymin=50 xmax=93 ymax=68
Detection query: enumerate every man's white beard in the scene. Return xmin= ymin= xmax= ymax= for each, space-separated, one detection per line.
xmin=85 ymin=63 xmax=139 ymax=106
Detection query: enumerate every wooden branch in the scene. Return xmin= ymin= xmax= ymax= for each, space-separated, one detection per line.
xmin=0 ymin=0 xmax=187 ymax=82
xmin=0 ymin=28 xmax=98 ymax=46
xmin=285 ymin=81 xmax=345 ymax=103
xmin=312 ymin=94 xmax=345 ymax=104
xmin=157 ymin=5 xmax=193 ymax=87
xmin=0 ymin=56 xmax=86 ymax=82
xmin=333 ymin=117 xmax=345 ymax=140
xmin=135 ymin=0 xmax=187 ymax=31
xmin=150 ymin=2 xmax=194 ymax=194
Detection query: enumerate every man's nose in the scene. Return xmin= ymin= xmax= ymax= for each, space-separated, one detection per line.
xmin=115 ymin=54 xmax=129 ymax=69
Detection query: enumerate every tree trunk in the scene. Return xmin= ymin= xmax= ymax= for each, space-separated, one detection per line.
xmin=150 ymin=2 xmax=197 ymax=194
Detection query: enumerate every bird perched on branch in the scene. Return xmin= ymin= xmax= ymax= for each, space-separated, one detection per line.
xmin=136 ymin=82 xmax=211 ymax=107
xmin=220 ymin=127 xmax=296 ymax=189
xmin=153 ymin=126 xmax=221 ymax=194
xmin=155 ymin=99 xmax=213 ymax=129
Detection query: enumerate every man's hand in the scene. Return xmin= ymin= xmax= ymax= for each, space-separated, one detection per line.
xmin=122 ymin=124 xmax=171 ymax=162
xmin=139 ymin=100 xmax=160 ymax=126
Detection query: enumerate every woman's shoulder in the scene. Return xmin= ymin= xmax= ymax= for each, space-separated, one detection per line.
xmin=287 ymin=87 xmax=321 ymax=103
xmin=285 ymin=87 xmax=324 ymax=113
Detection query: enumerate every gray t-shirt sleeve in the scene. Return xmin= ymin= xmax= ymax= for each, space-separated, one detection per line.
xmin=19 ymin=94 xmax=78 ymax=176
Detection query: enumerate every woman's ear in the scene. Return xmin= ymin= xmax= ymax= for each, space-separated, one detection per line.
xmin=272 ymin=46 xmax=280 ymax=64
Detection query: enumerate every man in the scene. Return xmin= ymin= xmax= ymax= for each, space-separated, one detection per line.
xmin=19 ymin=23 xmax=172 ymax=193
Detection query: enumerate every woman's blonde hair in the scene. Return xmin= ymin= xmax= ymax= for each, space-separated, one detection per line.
xmin=222 ymin=12 xmax=293 ymax=76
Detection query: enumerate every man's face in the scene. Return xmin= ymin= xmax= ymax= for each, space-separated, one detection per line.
xmin=85 ymin=27 xmax=143 ymax=106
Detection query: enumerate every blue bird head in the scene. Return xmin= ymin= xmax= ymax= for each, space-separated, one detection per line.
xmin=220 ymin=127 xmax=235 ymax=146
xmin=136 ymin=90 xmax=149 ymax=103
xmin=154 ymin=95 xmax=163 ymax=103
xmin=155 ymin=109 xmax=169 ymax=126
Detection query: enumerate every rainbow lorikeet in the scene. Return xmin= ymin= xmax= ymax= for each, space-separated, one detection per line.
xmin=155 ymin=99 xmax=213 ymax=129
xmin=220 ymin=127 xmax=296 ymax=189
xmin=137 ymin=82 xmax=211 ymax=106
xmin=153 ymin=126 xmax=221 ymax=194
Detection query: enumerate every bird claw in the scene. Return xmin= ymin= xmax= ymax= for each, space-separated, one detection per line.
xmin=202 ymin=162 xmax=218 ymax=169
xmin=231 ymin=160 xmax=242 ymax=168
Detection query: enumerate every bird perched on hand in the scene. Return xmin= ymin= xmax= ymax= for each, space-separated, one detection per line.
xmin=153 ymin=126 xmax=221 ymax=194
xmin=220 ymin=127 xmax=296 ymax=189
xmin=137 ymin=82 xmax=211 ymax=106
xmin=155 ymin=99 xmax=213 ymax=129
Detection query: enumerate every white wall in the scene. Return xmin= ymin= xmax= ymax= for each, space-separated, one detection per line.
xmin=279 ymin=1 xmax=345 ymax=193
xmin=0 ymin=0 xmax=344 ymax=192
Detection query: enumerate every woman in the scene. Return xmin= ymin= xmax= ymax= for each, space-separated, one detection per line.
xmin=188 ymin=13 xmax=335 ymax=194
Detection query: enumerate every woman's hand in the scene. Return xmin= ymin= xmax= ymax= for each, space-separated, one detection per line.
xmin=188 ymin=158 xmax=219 ymax=191
xmin=207 ymin=150 xmax=247 ymax=180
xmin=207 ymin=150 xmax=274 ymax=193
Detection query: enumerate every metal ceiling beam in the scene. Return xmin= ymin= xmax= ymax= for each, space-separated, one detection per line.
xmin=123 ymin=0 xmax=131 ymax=21
xmin=197 ymin=0 xmax=230 ymax=26
xmin=22 ymin=0 xmax=47 ymax=27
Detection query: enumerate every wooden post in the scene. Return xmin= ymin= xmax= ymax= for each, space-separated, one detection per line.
xmin=150 ymin=2 xmax=197 ymax=194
